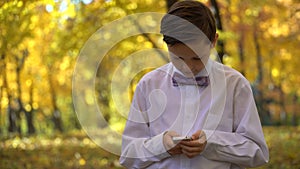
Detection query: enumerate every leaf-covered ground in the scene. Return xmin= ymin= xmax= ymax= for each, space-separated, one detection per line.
xmin=0 ymin=131 xmax=124 ymax=169
xmin=257 ymin=126 xmax=300 ymax=169
xmin=1 ymin=126 xmax=300 ymax=169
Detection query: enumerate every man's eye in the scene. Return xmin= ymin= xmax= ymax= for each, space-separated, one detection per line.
xmin=173 ymin=56 xmax=184 ymax=60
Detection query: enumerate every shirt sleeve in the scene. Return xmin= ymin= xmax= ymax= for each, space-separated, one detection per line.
xmin=119 ymin=84 xmax=170 ymax=169
xmin=202 ymin=82 xmax=269 ymax=168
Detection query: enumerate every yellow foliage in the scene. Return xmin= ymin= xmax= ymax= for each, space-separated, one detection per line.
xmin=85 ymin=90 xmax=95 ymax=105
xmin=271 ymin=68 xmax=279 ymax=78
xmin=25 ymin=79 xmax=32 ymax=87
xmin=32 ymin=102 xmax=39 ymax=109
xmin=79 ymin=158 xmax=86 ymax=166
xmin=25 ymin=104 xmax=32 ymax=112
xmin=126 ymin=3 xmax=137 ymax=10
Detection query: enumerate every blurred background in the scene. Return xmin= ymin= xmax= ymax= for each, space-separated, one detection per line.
xmin=0 ymin=0 xmax=300 ymax=168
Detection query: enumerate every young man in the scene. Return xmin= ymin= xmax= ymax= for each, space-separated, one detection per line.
xmin=120 ymin=1 xmax=269 ymax=169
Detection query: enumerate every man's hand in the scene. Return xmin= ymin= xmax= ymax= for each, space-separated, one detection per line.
xmin=180 ymin=130 xmax=207 ymax=158
xmin=163 ymin=131 xmax=182 ymax=155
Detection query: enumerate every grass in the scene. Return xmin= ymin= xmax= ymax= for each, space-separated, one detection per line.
xmin=0 ymin=131 xmax=124 ymax=169
xmin=1 ymin=126 xmax=299 ymax=169
xmin=257 ymin=126 xmax=300 ymax=169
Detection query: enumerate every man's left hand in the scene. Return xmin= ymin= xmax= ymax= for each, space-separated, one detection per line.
xmin=180 ymin=130 xmax=207 ymax=158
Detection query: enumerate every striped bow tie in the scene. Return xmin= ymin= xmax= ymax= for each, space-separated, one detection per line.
xmin=172 ymin=72 xmax=209 ymax=87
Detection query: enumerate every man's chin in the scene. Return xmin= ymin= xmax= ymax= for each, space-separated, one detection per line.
xmin=183 ymin=72 xmax=196 ymax=78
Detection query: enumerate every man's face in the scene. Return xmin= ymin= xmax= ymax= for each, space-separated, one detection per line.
xmin=168 ymin=40 xmax=211 ymax=78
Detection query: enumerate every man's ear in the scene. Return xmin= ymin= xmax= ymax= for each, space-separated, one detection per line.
xmin=211 ymin=33 xmax=219 ymax=48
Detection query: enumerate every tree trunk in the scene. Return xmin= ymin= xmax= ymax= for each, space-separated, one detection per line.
xmin=278 ymin=85 xmax=287 ymax=125
xmin=52 ymin=109 xmax=63 ymax=132
xmin=48 ymin=71 xmax=64 ymax=132
xmin=8 ymin=107 xmax=20 ymax=133
xmin=292 ymin=94 xmax=298 ymax=126
xmin=0 ymin=55 xmax=3 ymax=135
xmin=1 ymin=53 xmax=20 ymax=133
xmin=210 ymin=0 xmax=225 ymax=63
xmin=12 ymin=49 xmax=31 ymax=135
xmin=0 ymin=85 xmax=2 ymax=135
xmin=253 ymin=27 xmax=269 ymax=125
xmin=15 ymin=62 xmax=23 ymax=135
xmin=253 ymin=30 xmax=263 ymax=84
xmin=24 ymin=82 xmax=35 ymax=134
xmin=25 ymin=110 xmax=35 ymax=134
xmin=238 ymin=33 xmax=245 ymax=76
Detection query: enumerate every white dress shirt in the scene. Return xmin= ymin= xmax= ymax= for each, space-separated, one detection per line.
xmin=120 ymin=59 xmax=269 ymax=169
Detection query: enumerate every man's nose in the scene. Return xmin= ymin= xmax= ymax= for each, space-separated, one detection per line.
xmin=181 ymin=61 xmax=194 ymax=72
xmin=186 ymin=60 xmax=196 ymax=68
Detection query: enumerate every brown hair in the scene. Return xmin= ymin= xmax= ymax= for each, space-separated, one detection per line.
xmin=160 ymin=1 xmax=216 ymax=45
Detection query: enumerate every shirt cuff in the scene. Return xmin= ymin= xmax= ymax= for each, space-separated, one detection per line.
xmin=201 ymin=129 xmax=216 ymax=155
xmin=144 ymin=132 xmax=171 ymax=159
xmin=203 ymin=129 xmax=214 ymax=140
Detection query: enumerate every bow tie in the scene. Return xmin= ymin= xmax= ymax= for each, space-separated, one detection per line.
xmin=172 ymin=72 xmax=209 ymax=87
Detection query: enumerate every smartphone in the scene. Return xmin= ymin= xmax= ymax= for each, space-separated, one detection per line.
xmin=172 ymin=136 xmax=192 ymax=143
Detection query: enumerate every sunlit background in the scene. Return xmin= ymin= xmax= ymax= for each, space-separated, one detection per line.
xmin=0 ymin=0 xmax=300 ymax=168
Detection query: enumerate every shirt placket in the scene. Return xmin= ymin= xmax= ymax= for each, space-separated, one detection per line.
xmin=181 ymin=85 xmax=199 ymax=135
xmin=180 ymin=85 xmax=199 ymax=169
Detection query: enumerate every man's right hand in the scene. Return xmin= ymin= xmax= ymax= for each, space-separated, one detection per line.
xmin=163 ymin=131 xmax=183 ymax=155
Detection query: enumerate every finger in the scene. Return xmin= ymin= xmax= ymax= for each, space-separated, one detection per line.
xmin=191 ymin=130 xmax=201 ymax=140
xmin=168 ymin=145 xmax=183 ymax=155
xmin=169 ymin=150 xmax=182 ymax=155
xmin=192 ymin=130 xmax=207 ymax=140
xmin=198 ymin=135 xmax=207 ymax=144
xmin=180 ymin=140 xmax=202 ymax=147
xmin=164 ymin=131 xmax=180 ymax=151
xmin=180 ymin=144 xmax=203 ymax=153
xmin=165 ymin=131 xmax=180 ymax=143
xmin=181 ymin=149 xmax=200 ymax=159
xmin=199 ymin=131 xmax=206 ymax=139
